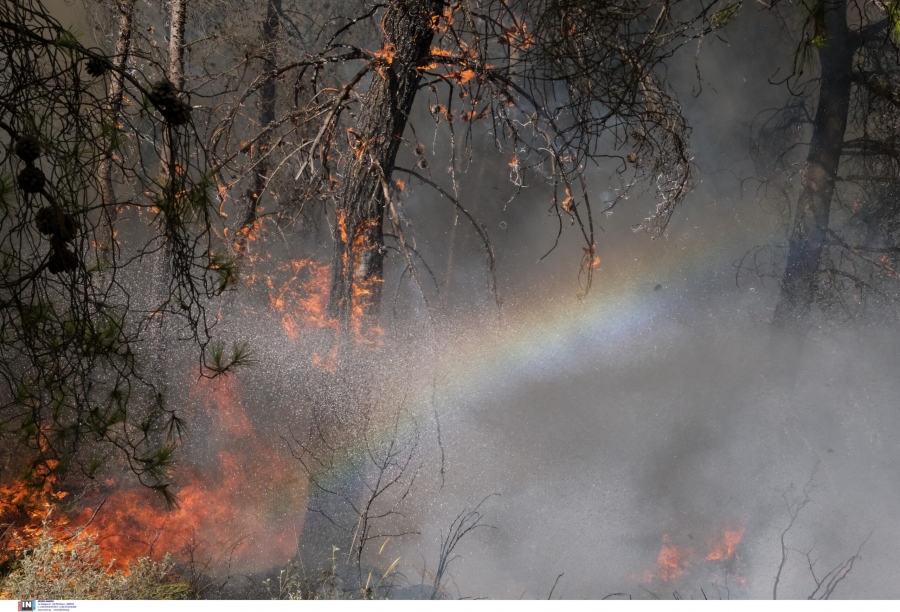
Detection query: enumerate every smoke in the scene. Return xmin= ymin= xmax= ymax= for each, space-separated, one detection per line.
xmin=356 ymin=8 xmax=900 ymax=599
xmin=18 ymin=1 xmax=900 ymax=600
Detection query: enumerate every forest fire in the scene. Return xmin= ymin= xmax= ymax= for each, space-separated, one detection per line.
xmin=706 ymin=528 xmax=744 ymax=562
xmin=655 ymin=536 xmax=689 ymax=582
xmin=0 ymin=460 xmax=70 ymax=568
xmin=0 ymin=240 xmax=382 ymax=578
xmin=5 ymin=0 xmax=898 ymax=599
xmin=0 ymin=242 xmax=370 ymax=577
xmin=640 ymin=527 xmax=745 ymax=587
xmin=0 ymin=376 xmax=305 ymax=576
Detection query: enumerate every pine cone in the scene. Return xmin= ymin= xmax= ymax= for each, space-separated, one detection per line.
xmin=86 ymin=57 xmax=108 ymax=77
xmin=18 ymin=166 xmax=46 ymax=194
xmin=148 ymin=80 xmax=192 ymax=126
xmin=48 ymin=246 xmax=78 ymax=274
xmin=35 ymin=207 xmax=81 ymax=241
xmin=56 ymin=213 xmax=80 ymax=242
xmin=35 ymin=207 xmax=55 ymax=235
xmin=14 ymin=135 xmax=41 ymax=163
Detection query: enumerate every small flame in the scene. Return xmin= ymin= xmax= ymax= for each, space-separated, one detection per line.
xmin=706 ymin=528 xmax=744 ymax=561
xmin=656 ymin=536 xmax=687 ymax=582
xmin=430 ymin=47 xmax=456 ymax=58
xmin=372 ymin=44 xmax=395 ymax=67
xmin=449 ymin=69 xmax=476 ymax=84
xmin=638 ymin=525 xmax=746 ymax=587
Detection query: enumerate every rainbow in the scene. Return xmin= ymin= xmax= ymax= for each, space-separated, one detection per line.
xmin=305 ymin=201 xmax=778 ymax=497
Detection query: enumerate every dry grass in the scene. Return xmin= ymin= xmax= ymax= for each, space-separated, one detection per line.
xmin=0 ymin=529 xmax=190 ymax=600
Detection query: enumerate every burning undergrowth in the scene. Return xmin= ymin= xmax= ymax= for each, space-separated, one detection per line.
xmin=0 ymin=254 xmax=376 ymax=584
xmin=0 ymin=375 xmax=305 ymax=579
xmin=636 ymin=527 xmax=748 ymax=593
xmin=73 ymin=375 xmax=306 ymax=575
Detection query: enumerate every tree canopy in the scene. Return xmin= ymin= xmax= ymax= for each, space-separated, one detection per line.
xmin=0 ymin=0 xmax=244 ymax=501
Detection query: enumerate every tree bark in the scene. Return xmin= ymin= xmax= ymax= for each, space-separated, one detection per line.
xmin=327 ymin=0 xmax=438 ymax=341
xmin=237 ymin=0 xmax=280 ymax=256
xmin=150 ymin=0 xmax=188 ymax=387
xmin=158 ymin=0 xmax=186 ymax=182
xmin=97 ymin=0 xmax=136 ymax=252
xmin=297 ymin=0 xmax=438 ymax=572
xmin=167 ymin=0 xmax=187 ymax=89
xmin=773 ymin=0 xmax=855 ymax=327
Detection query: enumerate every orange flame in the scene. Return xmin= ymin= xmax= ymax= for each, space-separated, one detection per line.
xmin=372 ymin=44 xmax=395 ymax=66
xmin=267 ymin=259 xmax=338 ymax=344
xmin=349 ymin=220 xmax=385 ymax=347
xmin=0 ymin=461 xmax=70 ymax=567
xmin=706 ymin=527 xmax=744 ymax=561
xmin=432 ymin=4 xmax=457 ymax=31
xmin=656 ymin=536 xmax=687 ymax=582
xmin=70 ymin=376 xmax=305 ymax=573
xmin=639 ymin=526 xmax=746 ymax=586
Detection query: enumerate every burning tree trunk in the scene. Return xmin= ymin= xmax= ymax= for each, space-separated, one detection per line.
xmin=297 ymin=0 xmax=438 ymax=571
xmin=236 ymin=0 xmax=280 ymax=256
xmin=772 ymin=1 xmax=854 ymax=328
xmin=327 ymin=0 xmax=438 ymax=342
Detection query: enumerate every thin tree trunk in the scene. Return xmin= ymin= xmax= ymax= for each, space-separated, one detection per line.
xmin=158 ymin=0 xmax=186 ymax=183
xmin=773 ymin=1 xmax=855 ymax=327
xmin=167 ymin=0 xmax=187 ymax=89
xmin=327 ymin=0 xmax=438 ymax=342
xmin=150 ymin=0 xmax=188 ymax=387
xmin=237 ymin=0 xmax=280 ymax=256
xmin=97 ymin=0 xmax=136 ymax=255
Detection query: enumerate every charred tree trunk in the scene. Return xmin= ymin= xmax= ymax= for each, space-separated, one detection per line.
xmin=237 ymin=0 xmax=280 ymax=256
xmin=773 ymin=1 xmax=855 ymax=327
xmin=298 ymin=0 xmax=438 ymax=572
xmin=97 ymin=0 xmax=136 ymax=245
xmin=327 ymin=0 xmax=438 ymax=342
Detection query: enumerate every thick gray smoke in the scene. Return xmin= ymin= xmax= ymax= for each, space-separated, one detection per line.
xmin=356 ymin=9 xmax=900 ymax=599
xmin=39 ymin=1 xmax=900 ymax=599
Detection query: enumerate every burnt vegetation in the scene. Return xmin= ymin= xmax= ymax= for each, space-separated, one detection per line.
xmin=0 ymin=0 xmax=897 ymax=600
